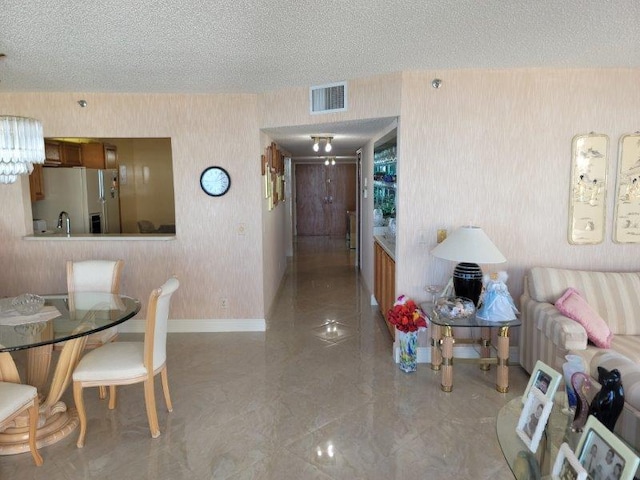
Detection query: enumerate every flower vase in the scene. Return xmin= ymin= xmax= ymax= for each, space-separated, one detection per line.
xmin=562 ymin=354 xmax=586 ymax=413
xmin=397 ymin=329 xmax=418 ymax=373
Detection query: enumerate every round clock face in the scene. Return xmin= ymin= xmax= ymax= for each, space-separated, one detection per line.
xmin=200 ymin=166 xmax=231 ymax=197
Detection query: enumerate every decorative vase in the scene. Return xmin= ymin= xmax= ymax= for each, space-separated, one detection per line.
xmin=562 ymin=354 xmax=586 ymax=413
xmin=571 ymin=372 xmax=592 ymax=432
xmin=397 ymin=329 xmax=418 ymax=373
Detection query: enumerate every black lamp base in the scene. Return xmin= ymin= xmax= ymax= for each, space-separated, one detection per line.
xmin=453 ymin=262 xmax=483 ymax=306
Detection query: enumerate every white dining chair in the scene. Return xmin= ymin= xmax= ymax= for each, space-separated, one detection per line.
xmin=65 ymin=259 xmax=125 ymax=349
xmin=0 ymin=381 xmax=43 ymax=466
xmin=72 ymin=276 xmax=179 ymax=448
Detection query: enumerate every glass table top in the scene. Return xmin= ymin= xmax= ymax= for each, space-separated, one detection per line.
xmin=0 ymin=293 xmax=141 ymax=352
xmin=421 ymin=301 xmax=522 ymax=329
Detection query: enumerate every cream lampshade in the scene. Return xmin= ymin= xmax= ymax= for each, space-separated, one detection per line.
xmin=430 ymin=225 xmax=506 ymax=306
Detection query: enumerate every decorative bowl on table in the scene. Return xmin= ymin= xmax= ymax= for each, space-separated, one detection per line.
xmin=434 ymin=296 xmax=475 ymax=319
xmin=11 ymin=294 xmax=45 ymax=315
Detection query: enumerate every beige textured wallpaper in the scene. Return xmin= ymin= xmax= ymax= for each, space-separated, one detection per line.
xmin=0 ymin=93 xmax=264 ymax=324
xmin=2 ymin=68 xmax=640 ymax=332
xmin=397 ymin=68 xmax=640 ymax=304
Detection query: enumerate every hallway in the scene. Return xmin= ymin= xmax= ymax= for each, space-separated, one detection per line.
xmin=1 ymin=236 xmax=527 ymax=479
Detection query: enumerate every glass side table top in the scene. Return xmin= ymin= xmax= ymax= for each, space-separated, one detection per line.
xmin=421 ymin=301 xmax=522 ymax=329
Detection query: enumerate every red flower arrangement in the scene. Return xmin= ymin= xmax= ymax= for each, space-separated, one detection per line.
xmin=387 ymin=295 xmax=428 ymax=333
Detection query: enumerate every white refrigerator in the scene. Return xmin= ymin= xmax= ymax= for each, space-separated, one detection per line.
xmin=33 ymin=167 xmax=121 ymax=234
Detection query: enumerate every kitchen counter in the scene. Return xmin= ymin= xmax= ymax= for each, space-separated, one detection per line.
xmin=374 ymin=234 xmax=395 ymax=261
xmin=24 ymin=233 xmax=176 ymax=241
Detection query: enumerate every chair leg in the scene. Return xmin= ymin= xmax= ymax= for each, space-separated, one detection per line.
xmin=73 ymin=382 xmax=87 ymax=448
xmin=160 ymin=367 xmax=173 ymax=412
xmin=98 ymin=385 xmax=107 ymax=400
xmin=28 ymin=398 xmax=43 ymax=466
xmin=108 ymin=385 xmax=117 ymax=410
xmin=143 ymin=377 xmax=160 ymax=438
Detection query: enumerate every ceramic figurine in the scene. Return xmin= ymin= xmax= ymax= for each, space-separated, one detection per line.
xmin=588 ymin=367 xmax=624 ymax=432
xmin=476 ymin=271 xmax=519 ymax=321
xmin=571 ymin=371 xmax=592 ymax=431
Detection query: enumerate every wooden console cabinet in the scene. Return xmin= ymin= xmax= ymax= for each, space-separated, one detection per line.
xmin=374 ymin=239 xmax=396 ymax=338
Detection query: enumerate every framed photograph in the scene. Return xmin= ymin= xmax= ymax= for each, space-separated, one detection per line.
xmin=613 ymin=133 xmax=640 ymax=243
xmin=552 ymin=442 xmax=587 ymax=480
xmin=568 ymin=133 xmax=609 ymax=245
xmin=576 ymin=416 xmax=640 ymax=480
xmin=522 ymin=360 xmax=562 ymax=404
xmin=516 ymin=388 xmax=554 ymax=453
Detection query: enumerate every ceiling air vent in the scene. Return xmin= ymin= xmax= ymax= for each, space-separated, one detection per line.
xmin=310 ymin=81 xmax=347 ymax=114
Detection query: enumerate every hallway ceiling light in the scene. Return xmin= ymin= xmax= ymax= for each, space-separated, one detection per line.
xmin=0 ymin=116 xmax=45 ymax=184
xmin=311 ymin=136 xmax=334 ymax=153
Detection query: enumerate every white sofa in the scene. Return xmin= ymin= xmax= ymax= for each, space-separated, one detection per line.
xmin=520 ymin=266 xmax=640 ymax=449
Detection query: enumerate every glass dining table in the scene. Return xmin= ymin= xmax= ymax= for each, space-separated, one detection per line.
xmin=0 ymin=292 xmax=140 ymax=456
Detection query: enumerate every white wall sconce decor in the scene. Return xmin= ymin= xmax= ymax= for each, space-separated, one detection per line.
xmin=568 ymin=133 xmax=608 ymax=245
xmin=613 ymin=133 xmax=640 ymax=243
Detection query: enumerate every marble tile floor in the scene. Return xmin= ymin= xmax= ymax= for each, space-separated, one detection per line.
xmin=1 ymin=236 xmax=529 ymax=479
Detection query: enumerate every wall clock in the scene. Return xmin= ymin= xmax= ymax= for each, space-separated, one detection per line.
xmin=200 ymin=166 xmax=231 ymax=197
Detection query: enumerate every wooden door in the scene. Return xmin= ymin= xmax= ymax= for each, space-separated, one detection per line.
xmin=295 ymin=163 xmax=356 ymax=237
xmin=295 ymin=164 xmax=327 ymax=235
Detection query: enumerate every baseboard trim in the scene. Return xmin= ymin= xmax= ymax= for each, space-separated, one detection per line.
xmin=119 ymin=318 xmax=266 ymax=333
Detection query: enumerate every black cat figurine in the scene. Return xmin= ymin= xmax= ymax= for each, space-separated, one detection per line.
xmin=588 ymin=366 xmax=624 ymax=432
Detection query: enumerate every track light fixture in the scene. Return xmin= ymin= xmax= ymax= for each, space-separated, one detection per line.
xmin=325 ymin=137 xmax=332 ymax=153
xmin=311 ymin=136 xmax=334 ymax=153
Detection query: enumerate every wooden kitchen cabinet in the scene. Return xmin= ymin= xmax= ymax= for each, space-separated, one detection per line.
xmin=44 ymin=140 xmax=61 ymax=166
xmin=29 ymin=164 xmax=44 ymax=202
xmin=61 ymin=143 xmax=82 ymax=166
xmin=374 ymin=240 xmax=396 ymax=338
xmin=82 ymin=143 xmax=117 ymax=169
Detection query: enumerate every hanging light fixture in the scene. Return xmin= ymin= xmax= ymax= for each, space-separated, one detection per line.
xmin=0 ymin=116 xmax=45 ymax=184
xmin=324 ymin=137 xmax=332 ymax=153
xmin=312 ymin=137 xmax=320 ymax=152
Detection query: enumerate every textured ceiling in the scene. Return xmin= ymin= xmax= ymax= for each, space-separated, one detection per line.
xmin=1 ymin=0 xmax=638 ymax=158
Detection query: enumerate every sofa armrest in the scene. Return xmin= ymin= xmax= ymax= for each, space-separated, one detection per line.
xmin=529 ymin=301 xmax=589 ymax=351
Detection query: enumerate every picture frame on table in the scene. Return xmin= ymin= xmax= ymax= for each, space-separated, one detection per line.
xmin=576 ymin=416 xmax=640 ymax=480
xmin=522 ymin=360 xmax=562 ymax=404
xmin=552 ymin=442 xmax=587 ymax=480
xmin=516 ymin=388 xmax=554 ymax=453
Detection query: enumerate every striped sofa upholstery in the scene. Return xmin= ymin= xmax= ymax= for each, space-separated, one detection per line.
xmin=520 ymin=266 xmax=640 ymax=449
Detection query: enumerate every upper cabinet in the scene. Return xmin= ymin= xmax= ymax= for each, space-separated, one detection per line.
xmin=82 ymin=143 xmax=118 ymax=169
xmin=60 ymin=143 xmax=82 ymax=166
xmin=44 ymin=140 xmax=61 ymax=166
xmin=29 ymin=164 xmax=44 ymax=202
xmin=45 ymin=140 xmax=83 ymax=167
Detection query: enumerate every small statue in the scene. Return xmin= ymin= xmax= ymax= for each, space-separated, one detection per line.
xmin=589 ymin=367 xmax=625 ymax=432
xmin=571 ymin=371 xmax=592 ymax=431
xmin=476 ymin=271 xmax=519 ymax=321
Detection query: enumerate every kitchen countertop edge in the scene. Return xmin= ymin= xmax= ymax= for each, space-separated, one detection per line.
xmin=374 ymin=235 xmax=395 ymax=261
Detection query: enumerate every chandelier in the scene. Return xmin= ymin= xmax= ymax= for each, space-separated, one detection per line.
xmin=0 ymin=116 xmax=45 ymax=184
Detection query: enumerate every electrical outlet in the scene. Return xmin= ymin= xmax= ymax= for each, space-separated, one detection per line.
xmin=220 ymin=298 xmax=228 ymax=308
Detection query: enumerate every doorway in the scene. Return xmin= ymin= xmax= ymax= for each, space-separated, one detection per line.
xmin=295 ymin=163 xmax=356 ymax=238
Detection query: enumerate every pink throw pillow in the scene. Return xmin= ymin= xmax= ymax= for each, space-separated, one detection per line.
xmin=555 ymin=288 xmax=613 ymax=348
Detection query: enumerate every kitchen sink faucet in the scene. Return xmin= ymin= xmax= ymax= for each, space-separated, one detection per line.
xmin=57 ymin=211 xmax=71 ymax=235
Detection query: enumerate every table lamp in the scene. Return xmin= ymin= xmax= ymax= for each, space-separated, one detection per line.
xmin=430 ymin=225 xmax=506 ymax=306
